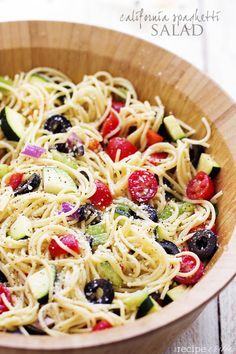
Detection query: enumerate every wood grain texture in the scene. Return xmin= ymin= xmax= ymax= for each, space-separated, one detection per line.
xmin=0 ymin=21 xmax=235 ymax=354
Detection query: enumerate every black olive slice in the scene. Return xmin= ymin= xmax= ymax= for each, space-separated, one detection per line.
xmin=84 ymin=279 xmax=114 ymax=304
xmin=0 ymin=270 xmax=8 ymax=283
xmin=79 ymin=203 xmax=101 ymax=225
xmin=14 ymin=173 xmax=41 ymax=196
xmin=159 ymin=241 xmax=179 ymax=255
xmin=187 ymin=229 xmax=217 ymax=261
xmin=189 ymin=145 xmax=205 ymax=168
xmin=140 ymin=204 xmax=158 ymax=222
xmin=44 ymin=115 xmax=72 ymax=134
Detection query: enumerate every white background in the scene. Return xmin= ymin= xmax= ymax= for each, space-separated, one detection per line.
xmin=0 ymin=0 xmax=235 ymax=353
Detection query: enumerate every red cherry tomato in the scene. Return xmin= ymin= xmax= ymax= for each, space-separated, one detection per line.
xmin=8 ymin=173 xmax=24 ymax=190
xmin=174 ymin=255 xmax=204 ymax=285
xmin=105 ymin=137 xmax=137 ymax=162
xmin=147 ymin=152 xmax=168 ymax=166
xmin=186 ymin=171 xmax=214 ymax=200
xmin=128 ymin=170 xmax=158 ymax=203
xmin=190 ymin=221 xmax=217 ymax=234
xmin=49 ymin=235 xmax=80 ymax=258
xmin=146 ymin=129 xmax=164 ymax=146
xmin=90 ymin=180 xmax=112 ymax=209
xmin=112 ymin=100 xmax=125 ymax=113
xmin=101 ymin=112 xmax=120 ymax=138
xmin=88 ymin=139 xmax=101 ymax=152
xmin=92 ymin=320 xmax=112 ymax=331
xmin=0 ymin=284 xmax=13 ymax=314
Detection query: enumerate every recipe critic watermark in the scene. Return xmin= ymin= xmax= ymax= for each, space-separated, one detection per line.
xmin=173 ymin=344 xmax=234 ymax=352
xmin=120 ymin=8 xmax=221 ymax=36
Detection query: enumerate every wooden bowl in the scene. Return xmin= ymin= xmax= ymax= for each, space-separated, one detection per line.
xmin=0 ymin=21 xmax=235 ymax=354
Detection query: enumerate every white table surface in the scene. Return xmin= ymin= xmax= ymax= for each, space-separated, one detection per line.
xmin=0 ymin=0 xmax=235 ymax=353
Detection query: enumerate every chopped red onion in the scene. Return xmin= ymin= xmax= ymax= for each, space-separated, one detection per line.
xmin=67 ymin=132 xmax=82 ymax=147
xmin=60 ymin=202 xmax=81 ymax=221
xmin=21 ymin=144 xmax=46 ymax=158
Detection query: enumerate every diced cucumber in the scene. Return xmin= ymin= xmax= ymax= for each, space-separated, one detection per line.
xmin=0 ymin=164 xmax=10 ymax=178
xmin=155 ymin=225 xmax=169 ymax=241
xmin=97 ymin=261 xmax=123 ymax=288
xmin=86 ymin=223 xmax=106 ymax=235
xmin=159 ymin=205 xmax=173 ymax=220
xmin=178 ymin=202 xmax=195 ymax=215
xmin=114 ymin=204 xmax=131 ymax=218
xmin=0 ymin=76 xmax=13 ymax=93
xmin=8 ymin=215 xmax=32 ymax=240
xmin=197 ymin=153 xmax=221 ymax=178
xmin=0 ymin=107 xmax=25 ymax=141
xmin=164 ymin=115 xmax=186 ymax=141
xmin=166 ymin=284 xmax=188 ymax=301
xmin=52 ymin=150 xmax=77 ymax=170
xmin=91 ymin=233 xmax=108 ymax=248
xmin=43 ymin=167 xmax=77 ymax=194
xmin=136 ymin=296 xmax=161 ymax=319
xmin=29 ymin=74 xmax=49 ymax=85
xmin=28 ymin=266 xmax=56 ymax=302
xmin=124 ymin=289 xmax=148 ymax=310
xmin=86 ymin=223 xmax=108 ymax=249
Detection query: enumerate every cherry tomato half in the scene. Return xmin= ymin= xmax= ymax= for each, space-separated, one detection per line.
xmin=112 ymin=100 xmax=125 ymax=113
xmin=49 ymin=235 xmax=80 ymax=258
xmin=92 ymin=320 xmax=112 ymax=331
xmin=186 ymin=171 xmax=214 ymax=200
xmin=8 ymin=173 xmax=24 ymax=190
xmin=0 ymin=284 xmax=13 ymax=314
xmin=190 ymin=221 xmax=217 ymax=234
xmin=174 ymin=255 xmax=204 ymax=285
xmin=128 ymin=170 xmax=158 ymax=203
xmin=90 ymin=180 xmax=112 ymax=209
xmin=101 ymin=112 xmax=119 ymax=138
xmin=147 ymin=152 xmax=168 ymax=166
xmin=105 ymin=137 xmax=137 ymax=162
xmin=146 ymin=129 xmax=164 ymax=146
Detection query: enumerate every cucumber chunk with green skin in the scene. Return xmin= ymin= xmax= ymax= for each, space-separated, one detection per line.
xmin=28 ymin=266 xmax=56 ymax=301
xmin=155 ymin=225 xmax=169 ymax=241
xmin=0 ymin=164 xmax=9 ymax=178
xmin=97 ymin=261 xmax=123 ymax=288
xmin=0 ymin=76 xmax=13 ymax=93
xmin=178 ymin=202 xmax=195 ymax=215
xmin=43 ymin=167 xmax=77 ymax=194
xmin=86 ymin=223 xmax=106 ymax=235
xmin=8 ymin=215 xmax=32 ymax=240
xmin=163 ymin=115 xmax=186 ymax=141
xmin=91 ymin=233 xmax=108 ymax=248
xmin=29 ymin=74 xmax=49 ymax=85
xmin=52 ymin=150 xmax=77 ymax=170
xmin=166 ymin=284 xmax=188 ymax=301
xmin=136 ymin=296 xmax=160 ymax=319
xmin=0 ymin=107 xmax=25 ymax=141
xmin=159 ymin=205 xmax=173 ymax=220
xmin=124 ymin=289 xmax=148 ymax=310
xmin=197 ymin=153 xmax=221 ymax=178
xmin=114 ymin=204 xmax=131 ymax=218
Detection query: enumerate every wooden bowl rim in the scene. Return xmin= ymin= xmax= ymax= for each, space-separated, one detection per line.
xmin=0 ymin=21 xmax=235 ymax=351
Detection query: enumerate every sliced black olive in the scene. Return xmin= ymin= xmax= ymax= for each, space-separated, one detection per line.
xmin=44 ymin=115 xmax=72 ymax=134
xmin=140 ymin=204 xmax=158 ymax=222
xmin=165 ymin=192 xmax=174 ymax=201
xmin=159 ymin=241 xmax=179 ymax=255
xmin=24 ymin=325 xmax=45 ymax=335
xmin=78 ymin=203 xmax=102 ymax=225
xmin=128 ymin=126 xmax=137 ymax=135
xmin=84 ymin=279 xmax=114 ymax=304
xmin=72 ymin=144 xmax=84 ymax=157
xmin=187 ymin=229 xmax=217 ymax=261
xmin=14 ymin=173 xmax=41 ymax=196
xmin=55 ymin=143 xmax=69 ymax=153
xmin=189 ymin=145 xmax=205 ymax=168
xmin=80 ymin=171 xmax=89 ymax=181
xmin=0 ymin=270 xmax=8 ymax=283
